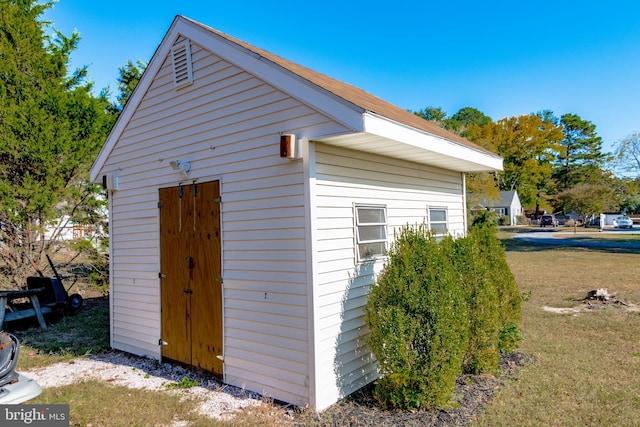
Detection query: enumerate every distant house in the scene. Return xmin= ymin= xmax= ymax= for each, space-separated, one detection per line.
xmin=471 ymin=190 xmax=522 ymax=225
xmin=89 ymin=16 xmax=503 ymax=411
xmin=38 ymin=215 xmax=104 ymax=244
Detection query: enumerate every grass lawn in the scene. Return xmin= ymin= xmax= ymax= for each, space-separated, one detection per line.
xmin=8 ymin=233 xmax=640 ymax=426
xmin=474 ymin=235 xmax=640 ymax=426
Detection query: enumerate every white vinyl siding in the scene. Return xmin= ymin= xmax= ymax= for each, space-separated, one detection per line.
xmin=100 ymin=41 xmax=349 ymax=406
xmin=311 ymin=143 xmax=465 ymax=410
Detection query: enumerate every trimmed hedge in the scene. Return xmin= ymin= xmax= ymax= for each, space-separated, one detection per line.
xmin=365 ymin=225 xmax=468 ymax=410
xmin=452 ymin=233 xmax=501 ymax=374
xmin=471 ymin=212 xmax=522 ymax=354
xmin=365 ymin=216 xmax=522 ymax=410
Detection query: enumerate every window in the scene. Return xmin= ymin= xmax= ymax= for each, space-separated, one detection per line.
xmin=428 ymin=207 xmax=448 ymax=238
xmin=491 ymin=207 xmax=507 ymax=217
xmin=355 ymin=205 xmax=387 ymax=261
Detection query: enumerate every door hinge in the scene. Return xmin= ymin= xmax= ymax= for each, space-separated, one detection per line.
xmin=159 ymin=272 xmax=166 ymax=278
xmin=159 ymin=339 xmax=168 ymax=346
xmin=216 ymin=277 xmax=223 ymax=283
xmin=157 ymin=202 xmax=165 ymax=208
xmin=214 ymin=197 xmax=222 ymax=203
xmin=216 ymin=355 xmax=224 ymax=361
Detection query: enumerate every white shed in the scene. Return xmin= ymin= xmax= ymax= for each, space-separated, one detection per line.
xmin=90 ymin=15 xmax=502 ymax=411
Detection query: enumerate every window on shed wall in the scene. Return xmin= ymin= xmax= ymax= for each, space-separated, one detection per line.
xmin=427 ymin=207 xmax=448 ymax=239
xmin=355 ymin=205 xmax=388 ymax=261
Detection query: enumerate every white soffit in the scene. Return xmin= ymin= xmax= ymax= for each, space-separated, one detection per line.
xmin=315 ymin=113 xmax=503 ymax=173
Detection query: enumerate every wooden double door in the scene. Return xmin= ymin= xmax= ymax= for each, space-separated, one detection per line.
xmin=160 ymin=181 xmax=223 ymax=376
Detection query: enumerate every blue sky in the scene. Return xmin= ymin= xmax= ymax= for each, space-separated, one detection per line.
xmin=43 ymin=1 xmax=640 ymax=154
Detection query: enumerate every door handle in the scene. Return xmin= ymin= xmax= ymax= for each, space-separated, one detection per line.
xmin=183 ymin=289 xmax=193 ymax=295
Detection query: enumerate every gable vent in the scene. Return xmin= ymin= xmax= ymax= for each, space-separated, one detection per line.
xmin=171 ymin=40 xmax=193 ymax=88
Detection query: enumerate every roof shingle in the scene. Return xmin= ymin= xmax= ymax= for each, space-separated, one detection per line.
xmin=187 ymin=17 xmax=495 ymax=156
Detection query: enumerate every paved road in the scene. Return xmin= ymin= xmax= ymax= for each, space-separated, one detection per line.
xmin=512 ymin=228 xmax=640 ymax=249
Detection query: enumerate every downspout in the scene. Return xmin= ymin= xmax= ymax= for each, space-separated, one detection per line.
xmin=301 ymin=137 xmax=319 ymax=409
xmin=108 ymin=190 xmax=115 ymax=350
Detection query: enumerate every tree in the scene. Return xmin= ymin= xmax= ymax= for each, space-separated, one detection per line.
xmin=448 ymin=107 xmax=492 ymax=136
xmin=112 ymin=59 xmax=146 ymax=112
xmin=466 ymin=114 xmax=564 ymax=207
xmin=465 ymin=172 xmax=501 ymax=212
xmin=413 ymin=106 xmax=447 ymax=123
xmin=612 ymin=132 xmax=640 ymax=178
xmin=413 ymin=106 xmax=492 ymax=137
xmin=451 ymin=107 xmax=492 ymax=128
xmin=0 ymin=0 xmax=115 ymax=288
xmin=618 ymin=178 xmax=640 ymax=214
xmin=555 ymin=184 xmax=618 ymax=224
xmin=554 ymin=113 xmax=607 ymax=191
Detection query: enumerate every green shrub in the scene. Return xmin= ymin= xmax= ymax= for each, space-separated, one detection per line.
xmin=365 ymin=225 xmax=469 ymax=410
xmin=471 ymin=216 xmax=523 ymax=352
xmin=452 ymin=234 xmax=501 ymax=374
xmin=364 ymin=215 xmax=523 ymax=410
xmin=498 ymin=323 xmax=524 ymax=354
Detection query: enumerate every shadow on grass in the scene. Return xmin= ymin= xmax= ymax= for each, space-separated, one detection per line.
xmin=500 ymin=237 xmax=640 ymax=255
xmin=13 ymin=297 xmax=110 ymax=357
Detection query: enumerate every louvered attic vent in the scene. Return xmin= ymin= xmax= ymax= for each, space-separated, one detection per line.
xmin=171 ymin=40 xmax=193 ymax=88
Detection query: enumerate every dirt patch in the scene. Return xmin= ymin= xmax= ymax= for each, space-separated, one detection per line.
xmin=543 ymin=291 xmax=640 ymax=315
xmin=300 ymin=351 xmax=535 ymax=426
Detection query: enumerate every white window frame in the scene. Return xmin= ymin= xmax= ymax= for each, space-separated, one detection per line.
xmin=427 ymin=206 xmax=448 ymax=239
xmin=354 ymin=205 xmax=388 ymax=262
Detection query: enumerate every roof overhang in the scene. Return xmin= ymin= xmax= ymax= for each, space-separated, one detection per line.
xmin=90 ymin=16 xmax=503 ymax=181
xmin=315 ymin=112 xmax=503 ymax=173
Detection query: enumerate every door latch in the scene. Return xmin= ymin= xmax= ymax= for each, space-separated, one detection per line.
xmin=186 ymin=256 xmax=194 ymax=270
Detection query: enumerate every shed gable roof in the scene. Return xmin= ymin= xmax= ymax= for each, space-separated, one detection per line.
xmin=91 ymin=16 xmax=502 ymax=182
xmin=186 ymin=18 xmax=475 ymax=148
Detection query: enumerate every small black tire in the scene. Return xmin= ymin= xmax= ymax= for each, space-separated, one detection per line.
xmin=68 ymin=294 xmax=83 ymax=311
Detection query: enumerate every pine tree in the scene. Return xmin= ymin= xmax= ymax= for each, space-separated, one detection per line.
xmin=0 ymin=0 xmax=115 ymax=287
xmin=554 ymin=113 xmax=607 ymax=191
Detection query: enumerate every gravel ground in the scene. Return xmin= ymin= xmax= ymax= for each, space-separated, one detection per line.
xmin=309 ymin=351 xmax=535 ymax=426
xmin=22 ymin=351 xmax=270 ymax=422
xmin=22 ymin=347 xmax=534 ymax=426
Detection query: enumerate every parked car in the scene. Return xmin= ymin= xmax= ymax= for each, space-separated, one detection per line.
xmin=540 ymin=214 xmax=559 ymax=227
xmin=555 ymin=213 xmax=583 ymax=226
xmin=613 ymin=215 xmax=634 ymax=229
xmin=0 ymin=331 xmax=42 ymax=404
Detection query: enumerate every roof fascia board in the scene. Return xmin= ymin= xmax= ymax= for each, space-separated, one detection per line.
xmin=177 ymin=19 xmax=365 ymax=132
xmin=90 ymin=17 xmax=183 ymax=182
xmin=362 ymin=112 xmax=504 ymax=172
